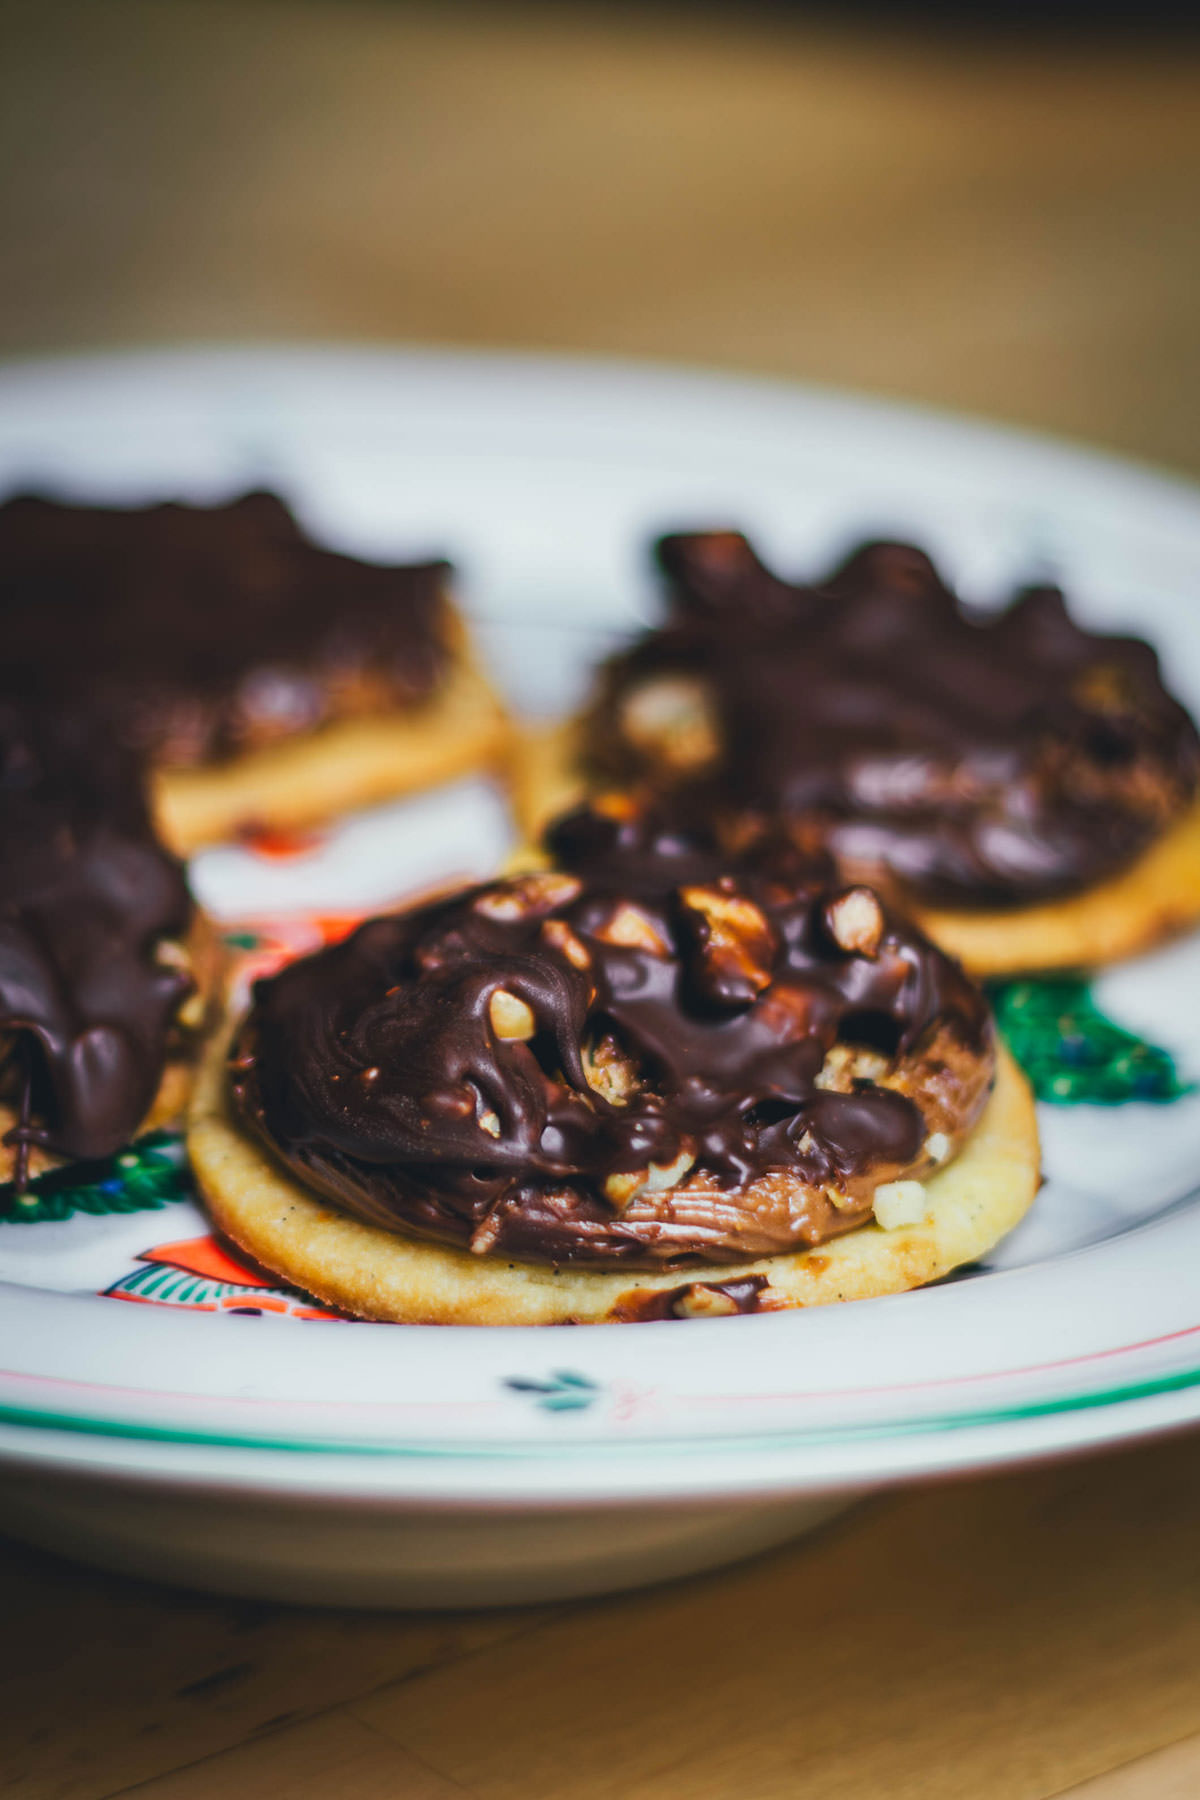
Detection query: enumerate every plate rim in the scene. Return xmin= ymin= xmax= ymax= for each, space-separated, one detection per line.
xmin=3 ymin=335 xmax=1200 ymax=511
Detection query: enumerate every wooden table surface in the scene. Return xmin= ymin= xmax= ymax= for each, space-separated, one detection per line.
xmin=2 ymin=4 xmax=1200 ymax=1796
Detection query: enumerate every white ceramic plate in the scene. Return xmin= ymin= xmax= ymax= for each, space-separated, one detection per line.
xmin=2 ymin=346 xmax=1199 ymax=1608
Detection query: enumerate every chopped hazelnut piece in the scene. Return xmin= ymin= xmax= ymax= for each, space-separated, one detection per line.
xmin=595 ymin=902 xmax=672 ymax=958
xmin=470 ymin=1206 xmax=506 ymax=1255
xmin=582 ymin=1032 xmax=640 ymax=1105
xmin=925 ymin=1131 xmax=951 ymax=1163
xmin=155 ymin=938 xmax=192 ymax=975
xmin=478 ymin=1107 xmax=502 ymax=1139
xmin=678 ymin=883 xmax=777 ymax=1006
xmin=489 ymin=989 xmax=536 ymax=1040
xmin=620 ymin=676 xmax=721 ymax=772
xmin=825 ymin=887 xmax=885 ymax=958
xmin=815 ymin=1044 xmax=856 ymax=1093
xmin=872 ymin=1179 xmax=927 ymax=1230
xmin=541 ymin=917 xmax=592 ymax=970
xmin=816 ymin=1043 xmax=890 ymax=1091
xmin=604 ymin=1170 xmax=640 ymax=1209
xmin=672 ymin=1284 xmax=740 ymax=1319
xmin=604 ymin=1146 xmax=695 ymax=1210
xmin=474 ymin=873 xmax=582 ymax=922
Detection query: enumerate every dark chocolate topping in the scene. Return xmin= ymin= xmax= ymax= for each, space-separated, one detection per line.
xmin=0 ymin=704 xmax=194 ymax=1170
xmin=233 ymin=801 xmax=993 ymax=1268
xmin=586 ymin=534 xmax=1200 ymax=907
xmin=0 ymin=492 xmax=450 ymax=767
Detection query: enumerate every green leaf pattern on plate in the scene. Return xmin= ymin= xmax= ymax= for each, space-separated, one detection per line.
xmin=990 ymin=979 xmax=1191 ymax=1105
xmin=0 ymin=1131 xmax=193 ymax=1225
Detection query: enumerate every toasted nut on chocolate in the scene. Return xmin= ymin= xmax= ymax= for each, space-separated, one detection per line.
xmin=925 ymin=1131 xmax=951 ymax=1163
xmin=825 ymin=887 xmax=885 ymax=958
xmin=815 ymin=1044 xmax=855 ymax=1093
xmin=469 ymin=1205 xmax=506 ymax=1255
xmin=488 ymin=989 xmax=537 ymax=1040
xmin=582 ymin=1033 xmax=640 ymax=1105
xmin=816 ymin=1043 xmax=891 ymax=1092
xmin=678 ymin=883 xmax=777 ymax=1006
xmin=478 ymin=1108 xmax=502 ymax=1139
xmin=595 ymin=903 xmax=671 ymax=958
xmin=873 ymin=1179 xmax=927 ymax=1230
xmin=155 ymin=938 xmax=193 ymax=974
xmin=541 ymin=917 xmax=592 ymax=970
xmin=474 ymin=873 xmax=582 ymax=922
xmin=672 ymin=1284 xmax=740 ymax=1319
xmin=604 ymin=1169 xmax=640 ymax=1208
xmin=604 ymin=1146 xmax=696 ymax=1210
xmin=620 ymin=675 xmax=721 ymax=773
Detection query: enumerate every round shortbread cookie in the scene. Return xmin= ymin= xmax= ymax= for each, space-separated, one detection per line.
xmin=511 ymin=722 xmax=1200 ymax=978
xmin=188 ymin=1014 xmax=1039 ymax=1326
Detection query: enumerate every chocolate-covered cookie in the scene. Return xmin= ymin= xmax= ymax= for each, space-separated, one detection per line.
xmin=514 ymin=532 xmax=1200 ymax=974
xmin=190 ymin=801 xmax=1039 ymax=1323
xmin=0 ymin=491 xmax=510 ymax=850
xmin=587 ymin=534 xmax=1200 ymax=909
xmin=0 ymin=703 xmax=218 ymax=1194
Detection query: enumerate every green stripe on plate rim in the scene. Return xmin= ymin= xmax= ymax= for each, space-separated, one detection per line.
xmin=1 ymin=1360 xmax=1200 ymax=1460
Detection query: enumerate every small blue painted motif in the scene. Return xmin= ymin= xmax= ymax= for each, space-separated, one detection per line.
xmin=504 ymin=1371 xmax=601 ymax=1413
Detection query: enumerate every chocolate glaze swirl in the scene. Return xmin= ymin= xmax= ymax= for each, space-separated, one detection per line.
xmin=585 ymin=534 xmax=1200 ymax=908
xmin=0 ymin=491 xmax=450 ymax=768
xmin=0 ymin=704 xmax=194 ymax=1171
xmin=233 ymin=802 xmax=993 ymax=1268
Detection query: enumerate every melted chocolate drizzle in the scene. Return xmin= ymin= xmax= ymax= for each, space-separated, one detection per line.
xmin=234 ymin=803 xmax=993 ymax=1268
xmin=0 ymin=492 xmax=450 ymax=767
xmin=586 ymin=535 xmax=1200 ymax=907
xmin=0 ymin=704 xmax=194 ymax=1169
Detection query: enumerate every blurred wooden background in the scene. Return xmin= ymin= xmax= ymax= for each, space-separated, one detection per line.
xmin=1 ymin=0 xmax=1198 ymax=473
